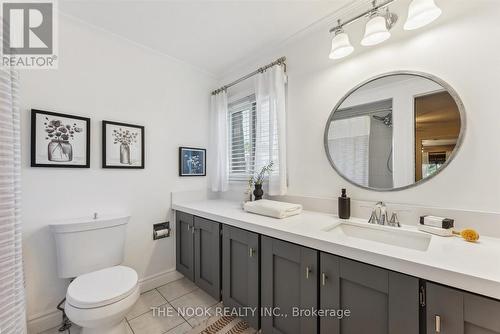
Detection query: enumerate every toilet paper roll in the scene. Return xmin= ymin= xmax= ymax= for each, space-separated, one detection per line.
xmin=154 ymin=228 xmax=170 ymax=239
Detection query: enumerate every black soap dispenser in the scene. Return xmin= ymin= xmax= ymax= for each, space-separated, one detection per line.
xmin=338 ymin=188 xmax=351 ymax=219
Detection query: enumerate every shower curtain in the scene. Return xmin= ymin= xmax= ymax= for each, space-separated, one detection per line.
xmin=0 ymin=67 xmax=27 ymax=333
xmin=329 ymin=116 xmax=371 ymax=187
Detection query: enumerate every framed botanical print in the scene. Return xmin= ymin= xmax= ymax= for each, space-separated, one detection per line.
xmin=179 ymin=147 xmax=206 ymax=176
xmin=102 ymin=121 xmax=145 ymax=169
xmin=31 ymin=109 xmax=90 ymax=168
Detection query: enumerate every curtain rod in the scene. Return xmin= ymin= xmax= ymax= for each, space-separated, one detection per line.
xmin=211 ymin=56 xmax=286 ymax=95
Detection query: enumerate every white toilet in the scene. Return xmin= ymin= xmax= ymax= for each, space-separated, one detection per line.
xmin=50 ymin=215 xmax=139 ymax=334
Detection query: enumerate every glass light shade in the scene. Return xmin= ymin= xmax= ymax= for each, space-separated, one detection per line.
xmin=329 ymin=31 xmax=354 ymax=60
xmin=361 ymin=15 xmax=391 ymax=46
xmin=404 ymin=0 xmax=442 ymax=30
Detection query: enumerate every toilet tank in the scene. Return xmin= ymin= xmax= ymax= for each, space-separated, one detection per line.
xmin=50 ymin=215 xmax=130 ymax=278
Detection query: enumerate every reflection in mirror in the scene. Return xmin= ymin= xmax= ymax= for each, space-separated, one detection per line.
xmin=415 ymin=91 xmax=460 ymax=181
xmin=325 ymin=73 xmax=463 ymax=191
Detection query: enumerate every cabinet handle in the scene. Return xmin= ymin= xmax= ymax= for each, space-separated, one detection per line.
xmin=435 ymin=315 xmax=441 ymax=333
xmin=187 ymin=225 xmax=190 ymax=231
xmin=305 ymin=266 xmax=311 ymax=279
xmin=249 ymin=247 xmax=255 ymax=258
xmin=419 ymin=285 xmax=426 ymax=307
xmin=321 ymin=272 xmax=327 ymax=286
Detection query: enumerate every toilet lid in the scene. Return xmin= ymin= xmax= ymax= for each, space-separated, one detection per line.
xmin=66 ymin=265 xmax=138 ymax=309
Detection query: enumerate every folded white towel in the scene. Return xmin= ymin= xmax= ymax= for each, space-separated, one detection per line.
xmin=243 ymin=199 xmax=302 ymax=219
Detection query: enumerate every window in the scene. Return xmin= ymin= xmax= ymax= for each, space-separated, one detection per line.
xmin=228 ymin=95 xmax=256 ymax=181
xmin=228 ymin=94 xmax=280 ymax=182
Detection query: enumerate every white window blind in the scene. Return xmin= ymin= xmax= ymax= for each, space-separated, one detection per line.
xmin=228 ymin=95 xmax=256 ymax=181
xmin=228 ymin=94 xmax=280 ymax=182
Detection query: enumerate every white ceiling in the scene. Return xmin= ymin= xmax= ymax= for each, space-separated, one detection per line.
xmin=59 ymin=0 xmax=357 ymax=76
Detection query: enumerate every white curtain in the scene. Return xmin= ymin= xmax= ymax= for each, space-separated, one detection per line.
xmin=254 ymin=65 xmax=287 ymax=196
xmin=329 ymin=116 xmax=371 ymax=187
xmin=0 ymin=67 xmax=26 ymax=332
xmin=209 ymin=91 xmax=229 ymax=192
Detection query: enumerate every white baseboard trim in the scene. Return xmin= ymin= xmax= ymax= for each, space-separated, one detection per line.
xmin=138 ymin=268 xmax=184 ymax=293
xmin=27 ymin=268 xmax=184 ymax=334
xmin=27 ymin=309 xmax=61 ymax=334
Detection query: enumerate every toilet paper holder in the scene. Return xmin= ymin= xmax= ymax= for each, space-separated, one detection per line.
xmin=153 ymin=222 xmax=170 ymax=240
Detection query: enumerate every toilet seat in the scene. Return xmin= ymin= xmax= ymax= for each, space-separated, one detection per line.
xmin=67 ymin=265 xmax=138 ymax=309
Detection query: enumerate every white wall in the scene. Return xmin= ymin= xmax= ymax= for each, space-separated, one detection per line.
xmin=20 ymin=14 xmax=215 ymax=322
xmin=222 ymin=0 xmax=500 ymax=213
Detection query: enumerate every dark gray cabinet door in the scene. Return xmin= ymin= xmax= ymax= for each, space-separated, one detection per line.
xmin=464 ymin=292 xmax=500 ymax=334
xmin=222 ymin=225 xmax=260 ymax=330
xmin=320 ymin=253 xmax=419 ymax=334
xmin=426 ymin=283 xmax=500 ymax=334
xmin=176 ymin=211 xmax=194 ymax=281
xmin=261 ymin=236 xmax=318 ymax=334
xmin=194 ymin=216 xmax=221 ymax=300
xmin=426 ymin=283 xmax=464 ymax=334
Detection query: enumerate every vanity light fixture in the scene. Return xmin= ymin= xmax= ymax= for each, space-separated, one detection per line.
xmin=329 ymin=22 xmax=354 ymax=60
xmin=404 ymin=0 xmax=442 ymax=30
xmin=328 ymin=0 xmax=442 ymax=60
xmin=361 ymin=8 xmax=396 ymax=46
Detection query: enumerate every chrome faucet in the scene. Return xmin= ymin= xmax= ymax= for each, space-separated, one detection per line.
xmin=368 ymin=202 xmax=401 ymax=227
xmin=388 ymin=212 xmax=401 ymax=227
xmin=368 ymin=201 xmax=387 ymax=225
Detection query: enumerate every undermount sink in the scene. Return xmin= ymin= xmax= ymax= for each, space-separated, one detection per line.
xmin=323 ymin=221 xmax=431 ymax=251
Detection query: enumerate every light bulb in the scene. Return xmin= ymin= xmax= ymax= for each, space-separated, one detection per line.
xmin=329 ymin=29 xmax=354 ymax=60
xmin=404 ymin=0 xmax=442 ymax=30
xmin=361 ymin=14 xmax=391 ymax=46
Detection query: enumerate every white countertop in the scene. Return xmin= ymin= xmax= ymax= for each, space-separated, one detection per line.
xmin=172 ymin=199 xmax=500 ymax=300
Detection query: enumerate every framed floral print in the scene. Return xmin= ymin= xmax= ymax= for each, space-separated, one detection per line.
xmin=179 ymin=147 xmax=206 ymax=176
xmin=31 ymin=109 xmax=91 ymax=168
xmin=102 ymin=121 xmax=144 ymax=169
xmin=102 ymin=121 xmax=145 ymax=169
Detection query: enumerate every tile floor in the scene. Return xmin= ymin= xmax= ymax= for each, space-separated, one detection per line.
xmin=40 ymin=276 xmax=219 ymax=334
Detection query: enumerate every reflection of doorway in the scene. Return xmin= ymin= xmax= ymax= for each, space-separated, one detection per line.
xmin=414 ymin=91 xmax=460 ymax=181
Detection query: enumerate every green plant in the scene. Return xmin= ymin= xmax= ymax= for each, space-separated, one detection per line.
xmin=249 ymin=161 xmax=274 ymax=186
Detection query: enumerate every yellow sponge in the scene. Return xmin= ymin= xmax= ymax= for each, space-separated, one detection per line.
xmin=453 ymin=229 xmax=480 ymax=242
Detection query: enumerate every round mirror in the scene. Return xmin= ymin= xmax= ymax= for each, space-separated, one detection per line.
xmin=324 ymin=72 xmax=465 ymax=191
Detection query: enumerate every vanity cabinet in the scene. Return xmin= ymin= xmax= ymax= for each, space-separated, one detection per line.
xmin=426 ymin=283 xmax=500 ymax=334
xmin=222 ymin=225 xmax=260 ymax=329
xmin=261 ymin=236 xmax=318 ymax=334
xmin=175 ymin=212 xmax=221 ymax=300
xmin=320 ymin=253 xmax=419 ymax=334
xmin=175 ymin=210 xmax=500 ymax=334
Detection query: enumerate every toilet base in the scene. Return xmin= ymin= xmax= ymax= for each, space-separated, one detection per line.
xmin=81 ymin=320 xmax=127 ymax=334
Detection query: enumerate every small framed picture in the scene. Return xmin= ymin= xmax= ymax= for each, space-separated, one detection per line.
xmin=179 ymin=147 xmax=206 ymax=176
xmin=102 ymin=121 xmax=145 ymax=169
xmin=31 ymin=109 xmax=90 ymax=168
